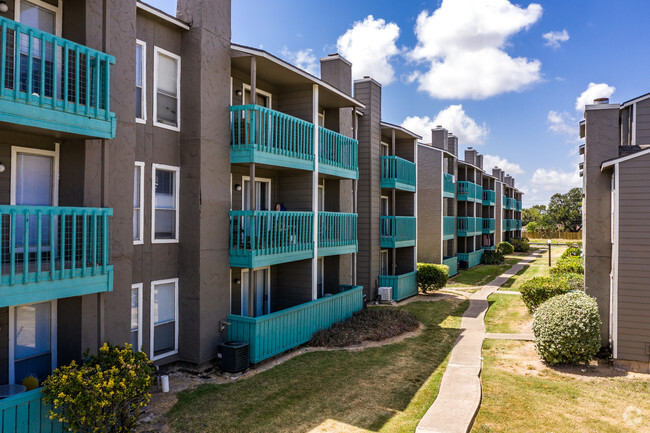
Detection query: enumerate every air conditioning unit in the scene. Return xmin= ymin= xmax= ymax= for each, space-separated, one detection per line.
xmin=218 ymin=341 xmax=249 ymax=373
xmin=378 ymin=286 xmax=393 ymax=302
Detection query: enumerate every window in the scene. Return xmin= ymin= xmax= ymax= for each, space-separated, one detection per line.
xmin=381 ymin=142 xmax=390 ymax=157
xmin=317 ymin=258 xmax=324 ymax=297
xmin=152 ymin=164 xmax=179 ymax=243
xmin=136 ymin=40 xmax=146 ymax=123
xmin=150 ymin=279 xmax=178 ymax=360
xmin=153 ymin=47 xmax=180 ymax=130
xmin=9 ymin=301 xmax=57 ymax=384
xmin=243 ymin=84 xmax=272 ymax=108
xmin=380 ymin=250 xmax=389 ymax=276
xmin=131 ymin=283 xmax=143 ymax=351
xmin=134 ymin=162 xmax=144 ymax=244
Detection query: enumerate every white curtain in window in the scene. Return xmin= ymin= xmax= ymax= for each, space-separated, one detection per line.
xmin=14 ymin=302 xmax=51 ymax=360
xmin=157 ymin=54 xmax=177 ymax=96
xmin=154 ymin=283 xmax=175 ymax=325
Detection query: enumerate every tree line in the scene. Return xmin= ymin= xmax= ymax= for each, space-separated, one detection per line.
xmin=523 ymin=187 xmax=582 ymax=233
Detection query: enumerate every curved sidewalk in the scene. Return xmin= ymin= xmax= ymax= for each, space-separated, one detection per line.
xmin=415 ymin=251 xmax=541 ymax=433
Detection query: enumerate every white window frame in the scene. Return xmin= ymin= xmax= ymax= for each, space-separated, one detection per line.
xmin=152 ymin=163 xmax=180 ymax=244
xmin=10 ymin=144 xmax=60 ymax=207
xmin=242 ymin=83 xmax=272 ymax=107
xmin=380 ymin=250 xmax=389 ymax=276
xmin=134 ymin=161 xmax=145 ymax=244
xmin=153 ymin=46 xmax=181 ymax=132
xmin=150 ymin=278 xmax=179 ymax=361
xmin=317 ymin=257 xmax=324 ymax=297
xmin=240 ymin=267 xmax=271 ymax=317
xmin=15 ymin=0 xmax=63 ymax=36
xmin=135 ymin=40 xmax=147 ymax=124
xmin=131 ymin=283 xmax=143 ymax=351
xmin=318 ymin=183 xmax=325 ymax=211
xmin=8 ymin=300 xmax=57 ymax=384
xmin=241 ymin=176 xmax=272 ymax=211
xmin=381 ymin=141 xmax=390 ymax=157
xmin=318 ymin=112 xmax=325 ymax=127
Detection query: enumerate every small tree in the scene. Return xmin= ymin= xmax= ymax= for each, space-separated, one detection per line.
xmin=496 ymin=242 xmax=514 ymax=255
xmin=43 ymin=343 xmax=154 ymax=433
xmin=417 ymin=263 xmax=449 ymax=292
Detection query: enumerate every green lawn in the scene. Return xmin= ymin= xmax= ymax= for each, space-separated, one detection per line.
xmin=446 ymin=257 xmax=522 ymax=288
xmin=167 ymin=299 xmax=468 ymax=433
xmin=499 ymin=246 xmax=567 ymax=292
xmin=472 ymin=340 xmax=650 ymax=433
xmin=485 ymin=294 xmax=531 ymax=334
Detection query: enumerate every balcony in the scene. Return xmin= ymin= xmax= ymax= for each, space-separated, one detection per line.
xmin=482 ymin=189 xmax=495 ymax=206
xmin=230 ymin=105 xmax=358 ymax=179
xmin=515 ymin=200 xmax=522 ymax=212
xmin=379 ymin=270 xmax=418 ymax=301
xmin=442 ymin=256 xmax=458 ymax=276
xmin=0 ymin=205 xmax=113 ymax=309
xmin=380 ymin=156 xmax=416 ymax=192
xmin=380 ymin=216 xmax=416 ymax=248
xmin=457 ymin=181 xmax=482 ymax=202
xmin=503 ymin=219 xmax=521 ymax=231
xmin=457 ymin=217 xmax=481 ymax=237
xmin=503 ymin=196 xmax=517 ymax=210
xmin=458 ymin=250 xmax=483 ymax=269
xmin=443 ymin=173 xmax=455 ymax=198
xmin=0 ymin=388 xmax=63 ymax=432
xmin=482 ymin=218 xmax=495 ymax=234
xmin=0 ymin=17 xmax=116 ymax=139
xmin=228 ymin=285 xmax=363 ymax=363
xmin=229 ymin=211 xmax=357 ymax=268
xmin=443 ymin=216 xmax=455 ymax=240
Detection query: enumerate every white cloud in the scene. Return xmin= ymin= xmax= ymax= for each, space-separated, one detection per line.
xmin=547 ymin=110 xmax=579 ymax=140
xmin=483 ymin=154 xmax=523 ymax=175
xmin=280 ymin=47 xmax=319 ymax=76
xmin=408 ymin=0 xmax=543 ymax=99
xmin=575 ymin=82 xmax=615 ymax=112
xmin=543 ymin=29 xmax=569 ymax=49
xmin=530 ymin=168 xmax=581 ymax=191
xmin=401 ymin=104 xmax=489 ymax=145
xmin=337 ymin=15 xmax=400 ymax=85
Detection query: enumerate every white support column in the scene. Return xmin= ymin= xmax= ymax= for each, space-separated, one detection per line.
xmin=312 ymin=84 xmax=319 ymax=300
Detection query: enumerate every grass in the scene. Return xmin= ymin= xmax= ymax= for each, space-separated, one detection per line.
xmin=472 ymin=340 xmax=650 ymax=433
xmin=499 ymin=246 xmax=567 ymax=292
xmin=167 ymin=299 xmax=468 ymax=433
xmin=446 ymin=256 xmax=523 ymax=288
xmin=485 ymin=294 xmax=532 ymax=334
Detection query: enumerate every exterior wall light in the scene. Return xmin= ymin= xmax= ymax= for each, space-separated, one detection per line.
xmin=0 ymin=162 xmax=5 ymax=173
xmin=234 ymin=184 xmax=242 ymax=191
xmin=0 ymin=2 xmax=8 ymax=13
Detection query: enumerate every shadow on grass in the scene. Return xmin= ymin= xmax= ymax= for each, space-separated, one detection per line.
xmin=166 ymin=299 xmax=468 ymax=433
xmin=499 ymin=265 xmax=529 ymax=289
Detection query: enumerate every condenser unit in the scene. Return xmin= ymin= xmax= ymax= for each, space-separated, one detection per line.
xmin=378 ymin=286 xmax=393 ymax=302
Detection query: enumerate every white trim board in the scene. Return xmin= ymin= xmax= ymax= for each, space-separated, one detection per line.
xmin=601 ymin=147 xmax=650 ymax=170
xmin=132 ymin=283 xmax=144 ymax=351
xmin=136 ymin=2 xmax=190 ymax=30
xmin=134 ymin=161 xmax=145 ymax=245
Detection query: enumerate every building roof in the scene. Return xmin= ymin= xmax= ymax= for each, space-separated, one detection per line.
xmin=136 ymin=2 xmax=190 ymax=30
xmin=231 ymin=44 xmax=364 ymax=109
xmin=601 ymin=147 xmax=650 ymax=170
xmin=417 ymin=142 xmax=457 ymax=159
xmin=380 ymin=121 xmax=422 ymax=140
xmin=621 ymin=91 xmax=650 ymax=108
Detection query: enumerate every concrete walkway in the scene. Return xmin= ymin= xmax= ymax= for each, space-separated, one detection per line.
xmin=485 ymin=332 xmax=534 ymax=341
xmin=415 ymin=251 xmax=542 ymax=433
xmin=496 ymin=290 xmax=522 ymax=296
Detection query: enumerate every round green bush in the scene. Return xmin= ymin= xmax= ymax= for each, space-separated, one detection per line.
xmin=561 ymin=247 xmax=582 ymax=259
xmin=532 ymin=291 xmax=601 ymax=365
xmin=417 ymin=263 xmax=449 ymax=291
xmin=510 ymin=239 xmax=530 ymax=252
xmin=481 ymin=250 xmax=504 ymax=265
xmin=554 ymin=273 xmax=584 ymax=291
xmin=520 ymin=276 xmax=571 ymax=313
xmin=496 ymin=241 xmax=514 ymax=255
xmin=550 ymin=256 xmax=584 ymax=275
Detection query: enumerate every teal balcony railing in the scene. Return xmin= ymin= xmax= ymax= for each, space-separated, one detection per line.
xmin=0 ymin=17 xmax=115 ymax=138
xmin=318 ymin=212 xmax=357 ymax=256
xmin=379 ymin=270 xmax=418 ymax=301
xmin=442 ymin=256 xmax=458 ymax=276
xmin=443 ymin=216 xmax=455 ymax=240
xmin=503 ymin=196 xmax=517 ymax=210
xmin=457 ymin=217 xmax=481 ymax=237
xmin=380 ymin=156 xmax=416 ymax=192
xmin=380 ymin=216 xmax=416 ymax=248
xmin=318 ymin=127 xmax=358 ymax=179
xmin=482 ymin=189 xmax=495 ymax=206
xmin=457 ymin=181 xmax=482 ymax=202
xmin=229 ymin=210 xmax=314 ymax=268
xmin=443 ymin=172 xmax=455 ymax=198
xmin=230 ymin=105 xmax=358 ymax=179
xmin=228 ymin=285 xmax=363 ymax=363
xmin=0 ymin=388 xmax=64 ymax=432
xmin=482 ymin=218 xmax=495 ymax=234
xmin=458 ymin=250 xmax=483 ymax=269
xmin=503 ymin=219 xmax=521 ymax=231
xmin=0 ymin=205 xmax=113 ymax=309
xmin=515 ymin=200 xmax=522 ymax=212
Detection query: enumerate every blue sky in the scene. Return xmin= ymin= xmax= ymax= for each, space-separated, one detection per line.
xmin=148 ymin=0 xmax=650 ymax=207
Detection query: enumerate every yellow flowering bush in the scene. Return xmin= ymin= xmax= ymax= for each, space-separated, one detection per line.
xmin=42 ymin=343 xmax=154 ymax=433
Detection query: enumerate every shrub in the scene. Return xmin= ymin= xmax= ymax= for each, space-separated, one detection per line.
xmin=532 ymin=291 xmax=601 ymax=365
xmin=43 ymin=343 xmax=154 ymax=433
xmin=496 ymin=242 xmax=514 ymax=255
xmin=417 ymin=263 xmax=449 ymax=291
xmin=554 ymin=273 xmax=584 ymax=291
xmin=526 ymin=222 xmax=538 ymax=233
xmin=481 ymin=250 xmax=505 ymax=265
xmin=550 ymin=256 xmax=584 ymax=275
xmin=510 ymin=239 xmax=530 ymax=252
xmin=309 ymin=308 xmax=419 ymax=347
xmin=561 ymin=247 xmax=582 ymax=259
xmin=520 ymin=277 xmax=571 ymax=313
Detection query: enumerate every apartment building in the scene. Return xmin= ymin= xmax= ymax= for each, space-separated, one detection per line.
xmin=581 ymin=93 xmax=650 ymax=372
xmin=354 ymin=77 xmax=419 ymax=302
xmin=418 ymin=127 xmax=523 ymax=274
